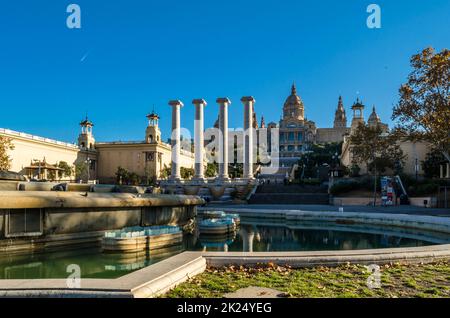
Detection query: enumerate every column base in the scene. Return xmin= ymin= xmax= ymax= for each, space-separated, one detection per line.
xmin=216 ymin=176 xmax=231 ymax=184
xmin=191 ymin=177 xmax=207 ymax=184
xmin=168 ymin=177 xmax=182 ymax=183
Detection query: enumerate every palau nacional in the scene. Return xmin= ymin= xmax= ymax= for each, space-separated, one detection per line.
xmin=0 ymin=84 xmax=433 ymax=184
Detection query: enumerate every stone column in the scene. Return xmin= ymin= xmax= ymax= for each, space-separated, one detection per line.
xmin=217 ymin=97 xmax=231 ymax=181
xmin=447 ymin=163 xmax=450 ymax=179
xmin=192 ymin=99 xmax=207 ymax=181
xmin=440 ymin=165 xmax=444 ymax=179
xmin=168 ymin=100 xmax=184 ymax=181
xmin=241 ymin=96 xmax=255 ymax=179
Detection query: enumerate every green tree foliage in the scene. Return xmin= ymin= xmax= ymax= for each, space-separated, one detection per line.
xmin=160 ymin=164 xmax=171 ymax=179
xmin=349 ymin=123 xmax=405 ymax=205
xmin=230 ymin=163 xmax=243 ymax=178
xmin=115 ymin=166 xmax=128 ymax=184
xmin=349 ymin=123 xmax=405 ymax=175
xmin=115 ymin=166 xmax=141 ymax=185
xmin=58 ymin=161 xmax=73 ymax=178
xmin=422 ymin=148 xmax=445 ymax=178
xmin=181 ymin=167 xmax=195 ymax=180
xmin=392 ymin=47 xmax=450 ymax=162
xmin=297 ymin=142 xmax=342 ymax=179
xmin=0 ymin=136 xmax=15 ymax=171
xmin=47 ymin=170 xmax=56 ymax=181
xmin=75 ymin=161 xmax=88 ymax=181
xmin=205 ymin=163 xmax=218 ymax=178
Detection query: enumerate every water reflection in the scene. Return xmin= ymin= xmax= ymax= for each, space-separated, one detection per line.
xmin=188 ymin=221 xmax=450 ymax=252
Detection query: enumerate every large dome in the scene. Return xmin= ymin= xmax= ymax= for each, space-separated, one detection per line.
xmin=368 ymin=106 xmax=381 ymax=124
xmin=282 ymin=83 xmax=304 ymax=121
xmin=284 ymin=84 xmax=303 ymax=107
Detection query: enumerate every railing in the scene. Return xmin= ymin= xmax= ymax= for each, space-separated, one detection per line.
xmin=96 ymin=141 xmax=146 ymax=145
xmin=0 ymin=128 xmax=78 ymax=149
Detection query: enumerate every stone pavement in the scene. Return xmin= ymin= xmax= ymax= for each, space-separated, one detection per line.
xmin=203 ymin=203 xmax=450 ymax=217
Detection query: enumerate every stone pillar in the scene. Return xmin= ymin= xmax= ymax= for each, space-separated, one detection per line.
xmin=217 ymin=97 xmax=231 ymax=181
xmin=447 ymin=163 xmax=450 ymax=179
xmin=168 ymin=100 xmax=184 ymax=181
xmin=192 ymin=99 xmax=207 ymax=181
xmin=241 ymin=96 xmax=255 ymax=179
xmin=440 ymin=165 xmax=444 ymax=179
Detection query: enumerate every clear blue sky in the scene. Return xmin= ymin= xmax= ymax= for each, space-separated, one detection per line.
xmin=0 ymin=0 xmax=449 ymax=143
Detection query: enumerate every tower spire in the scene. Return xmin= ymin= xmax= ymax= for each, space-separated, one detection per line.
xmin=338 ymin=96 xmax=344 ymax=110
xmin=291 ymin=82 xmax=297 ymax=95
xmin=334 ymin=95 xmax=347 ymax=129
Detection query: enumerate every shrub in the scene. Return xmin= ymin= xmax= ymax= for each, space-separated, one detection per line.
xmin=330 ymin=177 xmax=381 ymax=195
xmin=407 ymin=182 xmax=439 ymax=196
xmin=299 ymin=178 xmax=321 ymax=186
xmin=330 ymin=180 xmax=360 ymax=195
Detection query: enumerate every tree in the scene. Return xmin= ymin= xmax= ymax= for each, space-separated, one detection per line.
xmin=115 ymin=166 xmax=129 ymax=184
xmin=128 ymin=172 xmax=141 ymax=185
xmin=205 ymin=163 xmax=218 ymax=178
xmin=349 ymin=123 xmax=405 ymax=205
xmin=47 ymin=170 xmax=56 ymax=181
xmin=114 ymin=166 xmax=141 ymax=185
xmin=392 ymin=47 xmax=450 ymax=162
xmin=422 ymin=148 xmax=445 ymax=178
xmin=58 ymin=161 xmax=73 ymax=179
xmin=298 ymin=142 xmax=342 ymax=179
xmin=0 ymin=136 xmax=15 ymax=171
xmin=180 ymin=167 xmax=194 ymax=180
xmin=160 ymin=164 xmax=171 ymax=179
xmin=75 ymin=161 xmax=88 ymax=181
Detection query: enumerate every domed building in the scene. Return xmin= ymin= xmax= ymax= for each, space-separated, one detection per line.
xmin=367 ymin=105 xmax=388 ymax=132
xmin=276 ymin=84 xmax=351 ymax=157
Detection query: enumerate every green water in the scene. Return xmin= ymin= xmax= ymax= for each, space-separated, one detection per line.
xmin=0 ymin=247 xmax=182 ymax=279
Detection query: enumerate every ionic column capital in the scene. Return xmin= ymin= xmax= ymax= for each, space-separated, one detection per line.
xmin=216 ymin=97 xmax=231 ymax=105
xmin=241 ymin=96 xmax=256 ymax=104
xmin=169 ymin=100 xmax=184 ymax=107
xmin=192 ymin=99 xmax=207 ymax=106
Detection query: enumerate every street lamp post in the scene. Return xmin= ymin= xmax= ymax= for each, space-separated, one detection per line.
xmin=85 ymin=157 xmax=91 ymax=184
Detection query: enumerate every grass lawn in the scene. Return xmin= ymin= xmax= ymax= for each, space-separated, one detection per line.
xmin=164 ymin=261 xmax=450 ymax=298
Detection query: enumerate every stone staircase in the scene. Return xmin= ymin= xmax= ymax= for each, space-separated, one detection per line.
xmin=248 ymin=184 xmax=330 ymax=205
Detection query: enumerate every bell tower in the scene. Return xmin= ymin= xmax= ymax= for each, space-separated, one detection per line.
xmin=333 ymin=96 xmax=347 ymax=128
xmin=351 ymin=98 xmax=365 ymax=131
xmin=145 ymin=110 xmax=161 ymax=144
xmin=78 ymin=116 xmax=95 ymax=150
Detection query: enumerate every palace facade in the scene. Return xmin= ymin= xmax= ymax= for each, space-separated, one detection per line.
xmin=275 ymin=84 xmax=351 ymax=157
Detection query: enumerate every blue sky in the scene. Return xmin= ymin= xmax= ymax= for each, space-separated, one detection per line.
xmin=0 ymin=0 xmax=449 ymax=143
